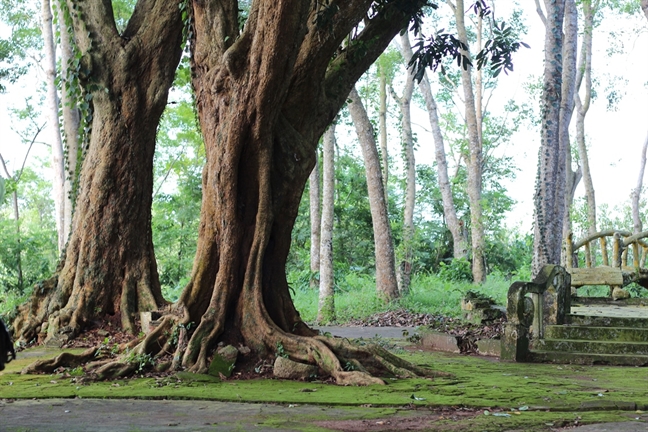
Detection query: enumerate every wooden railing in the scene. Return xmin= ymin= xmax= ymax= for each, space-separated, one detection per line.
xmin=563 ymin=230 xmax=648 ymax=293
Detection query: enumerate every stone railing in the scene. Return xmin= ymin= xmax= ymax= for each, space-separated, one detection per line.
xmin=501 ymin=265 xmax=571 ymax=362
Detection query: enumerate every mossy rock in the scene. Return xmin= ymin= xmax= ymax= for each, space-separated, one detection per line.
xmin=208 ymin=345 xmax=238 ymax=378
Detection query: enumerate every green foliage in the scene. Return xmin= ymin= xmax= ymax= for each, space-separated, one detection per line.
xmin=0 ymin=165 xmax=58 ymax=295
xmin=291 ymin=271 xmax=511 ymax=323
xmin=437 ymin=258 xmax=472 ymax=282
xmin=152 ymin=60 xmax=203 ymax=301
xmin=0 ymin=0 xmax=41 ymax=91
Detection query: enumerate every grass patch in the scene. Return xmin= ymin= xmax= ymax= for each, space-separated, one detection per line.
xmin=290 ymin=271 xmax=511 ymax=324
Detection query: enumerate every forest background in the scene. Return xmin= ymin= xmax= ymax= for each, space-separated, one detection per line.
xmin=1 ymin=0 xmax=647 ymax=325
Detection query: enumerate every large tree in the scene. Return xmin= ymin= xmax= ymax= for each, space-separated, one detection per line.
xmin=14 ymin=0 xmax=184 ymax=343
xmin=168 ymin=0 xmax=433 ymax=385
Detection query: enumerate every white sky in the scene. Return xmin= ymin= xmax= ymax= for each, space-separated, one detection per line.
xmin=1 ymin=3 xmax=647 ymax=235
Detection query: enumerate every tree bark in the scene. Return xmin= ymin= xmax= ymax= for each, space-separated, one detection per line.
xmin=24 ymin=0 xmax=439 ymax=386
xmin=533 ymin=0 xmax=567 ymax=274
xmin=309 ymin=154 xmax=321 ymax=289
xmin=58 ymin=2 xmax=81 ymax=246
xmin=574 ymin=0 xmax=597 ymax=235
xmin=559 ymin=0 xmax=579 ymax=241
xmin=452 ymin=0 xmax=485 ymax=283
xmin=317 ymin=124 xmax=335 ymax=323
xmin=42 ymin=0 xmax=66 ymax=255
xmin=642 ymin=0 xmax=648 ymax=21
xmin=378 ymin=65 xmax=389 ymax=205
xmin=400 ymin=33 xmax=466 ymax=259
xmin=348 ymin=87 xmax=399 ymax=301
xmin=170 ymin=0 xmax=429 ymax=385
xmin=390 ymin=36 xmax=415 ymax=295
xmin=632 ymin=133 xmax=648 ymax=233
xmin=13 ymin=0 xmax=184 ymax=344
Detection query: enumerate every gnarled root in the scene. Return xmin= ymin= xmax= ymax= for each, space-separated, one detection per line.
xmin=21 ymin=347 xmax=99 ymax=374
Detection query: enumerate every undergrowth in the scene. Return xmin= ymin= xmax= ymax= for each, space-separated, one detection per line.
xmin=289 ymin=271 xmax=511 ymax=324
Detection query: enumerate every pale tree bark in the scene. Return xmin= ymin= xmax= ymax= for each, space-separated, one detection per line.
xmin=574 ymin=0 xmax=597 ymax=234
xmin=390 ymin=35 xmax=415 ymax=295
xmin=309 ymin=154 xmax=320 ymax=289
xmin=450 ymin=0 xmax=485 ymax=283
xmin=378 ymin=65 xmax=389 ymax=205
xmin=642 ymin=0 xmax=648 ymax=21
xmin=348 ymin=86 xmax=399 ymax=301
xmin=558 ymin=0 xmax=579 ymax=241
xmin=399 ymin=32 xmax=466 ymax=259
xmin=632 ymin=133 xmax=648 ymax=233
xmin=58 ymin=1 xmax=81 ymax=245
xmin=42 ymin=0 xmax=66 ymax=255
xmin=533 ymin=0 xmax=567 ymax=274
xmin=317 ymin=125 xmax=335 ymax=323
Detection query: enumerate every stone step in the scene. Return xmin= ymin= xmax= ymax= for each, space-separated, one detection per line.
xmin=568 ymin=314 xmax=648 ymax=329
xmin=534 ymin=338 xmax=648 ymax=356
xmin=530 ymin=350 xmax=648 ymax=367
xmin=545 ymin=325 xmax=648 ymax=342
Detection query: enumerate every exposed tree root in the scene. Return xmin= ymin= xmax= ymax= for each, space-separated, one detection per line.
xmin=21 ymin=315 xmax=448 ymax=386
xmin=21 ymin=347 xmax=99 ymax=374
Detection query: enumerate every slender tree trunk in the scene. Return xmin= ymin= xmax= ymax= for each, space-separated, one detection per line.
xmin=632 ymin=133 xmax=648 ymax=233
xmin=533 ymin=0 xmax=567 ymax=274
xmin=58 ymin=1 xmax=81 ymax=245
xmin=348 ymin=87 xmax=399 ymax=301
xmin=559 ymin=0 xmax=579 ymax=242
xmin=453 ymin=0 xmax=485 ymax=283
xmin=574 ymin=0 xmax=597 ymax=234
xmin=317 ymin=125 xmax=335 ymax=323
xmin=390 ymin=36 xmax=415 ymax=295
xmin=309 ymin=154 xmax=321 ymax=289
xmin=400 ymin=33 xmax=466 ymax=259
xmin=42 ymin=0 xmax=66 ymax=255
xmin=378 ymin=66 xmax=389 ymax=205
xmin=13 ymin=0 xmax=184 ymax=344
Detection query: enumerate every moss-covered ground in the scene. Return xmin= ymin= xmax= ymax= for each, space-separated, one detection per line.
xmin=1 ymin=345 xmax=647 ymax=431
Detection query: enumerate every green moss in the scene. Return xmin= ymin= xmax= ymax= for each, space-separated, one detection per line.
xmin=1 ymin=346 xmax=647 ymax=431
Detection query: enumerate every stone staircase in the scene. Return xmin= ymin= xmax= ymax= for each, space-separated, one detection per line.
xmin=501 ymin=265 xmax=648 ymax=366
xmin=531 ymin=312 xmax=648 ymax=366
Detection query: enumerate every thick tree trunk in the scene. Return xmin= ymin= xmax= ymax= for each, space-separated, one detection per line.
xmin=453 ymin=0 xmax=485 ymax=283
xmin=13 ymin=0 xmax=184 ymax=344
xmin=42 ymin=0 xmax=66 ymax=255
xmin=171 ymin=0 xmax=429 ymax=385
xmin=317 ymin=125 xmax=336 ymax=323
xmin=348 ymin=87 xmax=399 ymax=301
xmin=309 ymin=154 xmax=321 ymax=289
xmin=26 ymin=0 xmax=439 ymax=385
xmin=400 ymin=34 xmax=466 ymax=259
xmin=632 ymin=133 xmax=648 ymax=233
xmin=533 ymin=0 xmax=567 ymax=274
